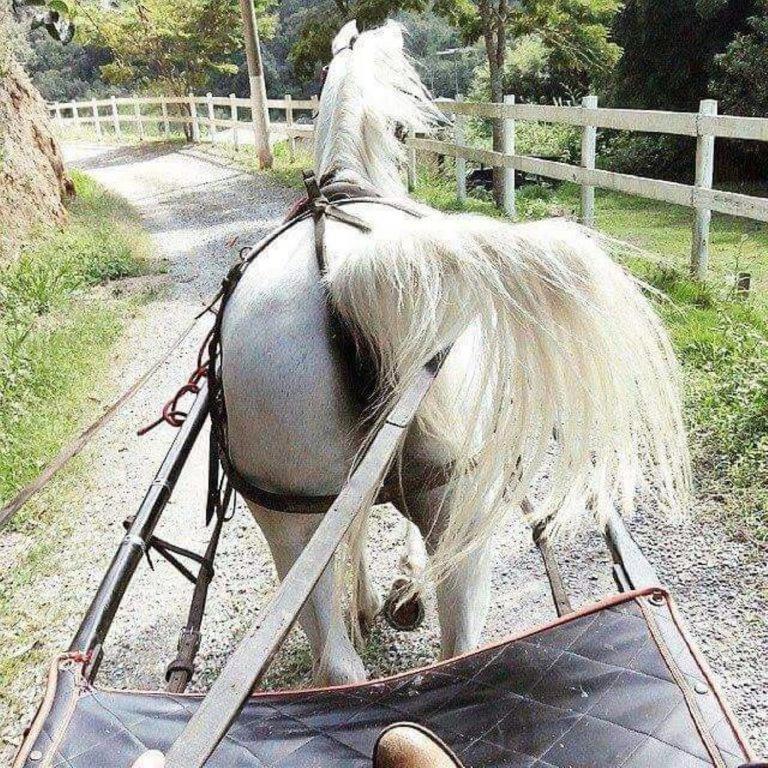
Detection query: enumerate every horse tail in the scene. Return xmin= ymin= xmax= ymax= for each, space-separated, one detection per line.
xmin=326 ymin=213 xmax=690 ymax=586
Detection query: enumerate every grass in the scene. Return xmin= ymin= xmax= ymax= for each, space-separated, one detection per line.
xmin=0 ymin=172 xmax=154 ymax=747
xmin=0 ymin=170 xmax=151 ymax=513
xmin=195 ymin=139 xmax=313 ymax=191
xmin=413 ymin=165 xmax=767 ymax=548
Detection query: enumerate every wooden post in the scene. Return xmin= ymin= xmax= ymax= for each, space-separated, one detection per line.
xmin=91 ymin=98 xmax=102 ymax=140
xmin=502 ymin=94 xmax=516 ymax=218
xmin=285 ymin=94 xmax=295 ymax=160
xmin=134 ymin=100 xmax=145 ymax=141
xmin=691 ymin=99 xmax=717 ymax=280
xmin=238 ymin=0 xmax=272 ymax=167
xmin=454 ymin=95 xmax=466 ymax=204
xmin=580 ymin=95 xmax=598 ymax=227
xmin=206 ymin=92 xmax=216 ymax=144
xmin=72 ymin=102 xmax=80 ymax=127
xmin=230 ymin=93 xmax=239 ymax=150
xmin=161 ymin=97 xmax=170 ymax=138
xmin=110 ymin=96 xmax=121 ymax=140
xmin=736 ymin=272 xmax=751 ymax=299
xmin=190 ymin=93 xmax=200 ymax=143
xmin=54 ymin=101 xmax=63 ymax=127
xmin=406 ymin=144 xmax=417 ymax=192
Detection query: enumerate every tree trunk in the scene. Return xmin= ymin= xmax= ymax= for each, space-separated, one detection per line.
xmin=480 ymin=0 xmax=507 ymax=208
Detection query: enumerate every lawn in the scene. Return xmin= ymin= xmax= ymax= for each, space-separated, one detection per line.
xmin=0 ymin=170 xmax=152 ymax=515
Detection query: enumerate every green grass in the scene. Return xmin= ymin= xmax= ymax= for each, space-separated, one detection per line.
xmin=196 ymin=139 xmax=313 ymax=190
xmin=414 ymin=165 xmax=768 ymax=548
xmin=0 ymin=170 xmax=151 ymax=512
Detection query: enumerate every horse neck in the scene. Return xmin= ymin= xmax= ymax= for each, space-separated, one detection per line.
xmin=314 ymin=73 xmax=407 ymax=197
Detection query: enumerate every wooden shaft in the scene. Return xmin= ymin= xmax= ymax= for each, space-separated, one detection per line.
xmin=238 ymin=0 xmax=272 ymax=167
xmin=164 ymin=362 xmax=445 ymax=768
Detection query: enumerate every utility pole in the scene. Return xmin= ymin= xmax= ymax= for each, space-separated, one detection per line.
xmin=238 ymin=0 xmax=273 ymax=168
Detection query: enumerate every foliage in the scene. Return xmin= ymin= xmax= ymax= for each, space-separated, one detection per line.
xmin=11 ymin=0 xmax=75 ymax=44
xmin=443 ymin=0 xmax=621 ymax=98
xmin=598 ymin=133 xmax=696 ymax=184
xmin=399 ymin=9 xmax=481 ymax=98
xmin=288 ymin=0 xmax=430 ymax=81
xmin=22 ymin=26 xmax=113 ymax=101
xmin=648 ymin=269 xmax=768 ymax=546
xmin=609 ymin=0 xmax=758 ymax=111
xmin=469 ymin=27 xmax=619 ymax=104
xmin=712 ymin=1 xmax=768 ymax=117
xmin=0 ymin=170 xmax=150 ymax=505
xmin=75 ymin=0 xmax=276 ymax=96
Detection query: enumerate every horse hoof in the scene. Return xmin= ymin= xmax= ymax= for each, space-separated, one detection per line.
xmin=383 ymin=578 xmax=425 ymax=631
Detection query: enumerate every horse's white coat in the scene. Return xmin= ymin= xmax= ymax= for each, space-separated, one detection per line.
xmin=221 ymin=20 xmax=690 ymax=685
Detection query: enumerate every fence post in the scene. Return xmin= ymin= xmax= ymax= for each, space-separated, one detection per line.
xmin=91 ymin=98 xmax=102 ymax=140
xmin=455 ymin=94 xmax=466 ymax=204
xmin=285 ymin=94 xmax=295 ymax=160
xmin=406 ymin=144 xmax=417 ymax=192
xmin=110 ymin=96 xmax=121 ymax=140
xmin=189 ymin=93 xmax=200 ymax=142
xmin=502 ymin=94 xmax=516 ymax=218
xmin=133 ymin=99 xmax=145 ymax=141
xmin=161 ymin=97 xmax=170 ymax=138
xmin=206 ymin=92 xmax=216 ymax=144
xmin=691 ymin=99 xmax=717 ymax=280
xmin=54 ymin=101 xmax=63 ymax=127
xmin=580 ymin=95 xmax=598 ymax=227
xmin=72 ymin=102 xmax=80 ymax=128
xmin=230 ymin=93 xmax=239 ymax=150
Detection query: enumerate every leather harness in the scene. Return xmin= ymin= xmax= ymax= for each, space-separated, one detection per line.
xmin=206 ymin=171 xmax=437 ymax=515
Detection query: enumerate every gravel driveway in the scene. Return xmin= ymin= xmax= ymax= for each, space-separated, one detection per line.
xmin=1 ymin=142 xmax=764 ymax=761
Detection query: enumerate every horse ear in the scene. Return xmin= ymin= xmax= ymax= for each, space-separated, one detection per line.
xmin=332 ymin=20 xmax=359 ymax=55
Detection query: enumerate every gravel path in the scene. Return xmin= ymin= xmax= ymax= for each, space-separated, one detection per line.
xmin=1 ymin=143 xmax=764 ymax=761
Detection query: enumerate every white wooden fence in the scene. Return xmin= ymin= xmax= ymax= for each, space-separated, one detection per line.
xmin=409 ymin=96 xmax=768 ymax=279
xmin=49 ymin=93 xmax=317 ymax=157
xmin=51 ymin=92 xmax=768 ymax=279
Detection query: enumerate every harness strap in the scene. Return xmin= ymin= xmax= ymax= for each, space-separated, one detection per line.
xmin=204 ymin=175 xmax=432 ymax=515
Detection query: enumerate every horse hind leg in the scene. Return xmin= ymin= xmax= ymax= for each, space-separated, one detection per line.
xmin=383 ymin=520 xmax=428 ymax=631
xmin=247 ymin=502 xmax=367 ymax=686
xmin=404 ymin=484 xmax=493 ymax=658
xmin=354 ymin=511 xmax=384 ymax=637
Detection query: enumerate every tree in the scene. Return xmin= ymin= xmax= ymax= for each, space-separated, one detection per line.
xmin=440 ymin=0 xmax=620 ymax=204
xmin=76 ymin=0 xmax=276 ymax=97
xmin=710 ymin=1 xmax=768 ymax=180
xmin=288 ymin=0 xmax=431 ymax=81
xmin=609 ymin=0 xmax=758 ymax=111
xmin=712 ymin=0 xmax=768 ymax=117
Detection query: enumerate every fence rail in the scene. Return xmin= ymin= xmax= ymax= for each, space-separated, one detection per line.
xmin=409 ymin=96 xmax=768 ymax=279
xmin=49 ymin=93 xmax=317 ymax=154
xmin=51 ymin=92 xmax=768 ymax=279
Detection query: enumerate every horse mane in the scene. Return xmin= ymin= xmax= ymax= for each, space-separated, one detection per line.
xmin=314 ymin=20 xmax=443 ymax=197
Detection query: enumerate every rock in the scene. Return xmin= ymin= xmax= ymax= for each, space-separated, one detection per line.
xmin=0 ymin=9 xmax=70 ymax=261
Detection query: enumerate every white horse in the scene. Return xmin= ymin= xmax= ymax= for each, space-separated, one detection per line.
xmin=219 ymin=20 xmax=690 ymax=686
